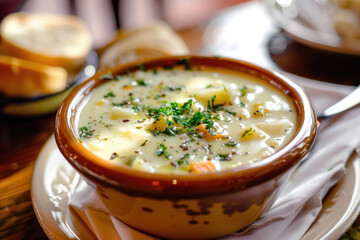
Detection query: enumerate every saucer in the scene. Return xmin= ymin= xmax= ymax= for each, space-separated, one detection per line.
xmin=31 ymin=135 xmax=360 ymax=239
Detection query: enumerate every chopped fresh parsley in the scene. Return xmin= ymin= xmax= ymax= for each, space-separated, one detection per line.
xmin=131 ymin=104 xmax=145 ymax=112
xmin=141 ymin=140 xmax=148 ymax=146
xmin=100 ymin=73 xmax=113 ymax=80
xmin=135 ymin=79 xmax=149 ymax=86
xmin=240 ymin=86 xmax=248 ymax=97
xmin=215 ymin=153 xmax=232 ymax=161
xmin=104 ymin=91 xmax=115 ymax=98
xmin=79 ymin=126 xmax=93 ymax=140
xmin=112 ymin=102 xmax=126 ymax=107
xmin=224 ymin=141 xmax=237 ymax=147
xmin=181 ymin=153 xmax=190 ymax=160
xmin=242 ymin=128 xmax=255 ymax=138
xmin=239 ymin=102 xmax=246 ymax=107
xmin=156 ymin=143 xmax=170 ymax=159
xmin=166 ymin=85 xmax=184 ymax=91
xmin=147 ymin=99 xmax=220 ymax=139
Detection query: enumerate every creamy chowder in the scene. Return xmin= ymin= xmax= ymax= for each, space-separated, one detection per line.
xmin=77 ymin=63 xmax=297 ymax=174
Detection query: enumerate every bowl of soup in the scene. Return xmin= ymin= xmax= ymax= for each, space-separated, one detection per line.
xmin=55 ymin=56 xmax=317 ymax=239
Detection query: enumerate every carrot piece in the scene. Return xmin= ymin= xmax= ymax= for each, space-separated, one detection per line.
xmin=122 ymin=85 xmax=134 ymax=90
xmin=189 ymin=161 xmax=216 ymax=173
xmin=195 ymin=124 xmax=223 ymax=141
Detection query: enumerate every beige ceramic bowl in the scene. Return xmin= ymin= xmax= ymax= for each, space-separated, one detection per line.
xmin=55 ymin=56 xmax=317 ymax=239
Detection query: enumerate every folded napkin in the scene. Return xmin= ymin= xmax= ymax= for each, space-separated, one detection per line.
xmin=68 ymin=79 xmax=360 ymax=240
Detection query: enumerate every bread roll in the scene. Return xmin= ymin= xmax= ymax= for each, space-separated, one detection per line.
xmin=0 ymin=55 xmax=67 ymax=98
xmin=99 ymin=21 xmax=189 ymax=71
xmin=0 ymin=12 xmax=92 ymax=72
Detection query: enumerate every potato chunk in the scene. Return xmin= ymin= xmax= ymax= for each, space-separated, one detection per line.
xmin=151 ymin=115 xmax=168 ymax=132
xmin=110 ymin=107 xmax=137 ymax=120
xmin=255 ymin=120 xmax=294 ymax=136
xmin=194 ymin=86 xmax=231 ymax=106
xmin=240 ymin=124 xmax=267 ymax=141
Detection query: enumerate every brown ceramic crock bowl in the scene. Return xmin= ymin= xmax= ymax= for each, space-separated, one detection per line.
xmin=55 ymin=56 xmax=317 ymax=240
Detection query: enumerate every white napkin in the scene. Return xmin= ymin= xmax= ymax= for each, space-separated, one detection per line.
xmin=68 ymin=79 xmax=360 ymax=240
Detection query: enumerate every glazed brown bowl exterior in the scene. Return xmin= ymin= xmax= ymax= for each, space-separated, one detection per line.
xmin=55 ymin=56 xmax=317 ymax=239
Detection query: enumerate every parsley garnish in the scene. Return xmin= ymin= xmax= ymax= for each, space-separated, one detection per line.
xmin=79 ymin=126 xmax=93 ymax=140
xmin=100 ymin=73 xmax=113 ymax=80
xmin=104 ymin=91 xmax=115 ymax=98
xmin=147 ymin=99 xmax=220 ymax=139
xmin=131 ymin=104 xmax=144 ymax=112
xmin=112 ymin=102 xmax=126 ymax=107
xmin=241 ymin=128 xmax=255 ymax=138
xmin=224 ymin=141 xmax=237 ymax=147
xmin=166 ymin=85 xmax=184 ymax=91
xmin=156 ymin=143 xmax=171 ymax=159
xmin=215 ymin=153 xmax=231 ymax=161
xmin=135 ymin=79 xmax=148 ymax=86
xmin=240 ymin=86 xmax=248 ymax=97
xmin=141 ymin=140 xmax=148 ymax=146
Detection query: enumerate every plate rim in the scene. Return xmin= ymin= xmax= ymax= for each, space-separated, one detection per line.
xmin=31 ymin=135 xmax=360 ymax=240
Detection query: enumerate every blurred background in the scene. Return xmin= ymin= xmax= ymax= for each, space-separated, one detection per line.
xmin=0 ymin=0 xmax=248 ymax=48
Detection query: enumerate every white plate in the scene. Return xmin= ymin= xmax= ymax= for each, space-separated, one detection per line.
xmin=263 ymin=0 xmax=360 ymax=55
xmin=31 ymin=135 xmax=360 ymax=240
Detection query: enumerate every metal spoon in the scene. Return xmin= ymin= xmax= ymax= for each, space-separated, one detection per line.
xmin=317 ymin=85 xmax=360 ymax=120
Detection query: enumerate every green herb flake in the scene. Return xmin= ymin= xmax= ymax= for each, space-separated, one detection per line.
xmin=224 ymin=109 xmax=236 ymax=116
xmin=141 ymin=140 xmax=148 ymax=146
xmin=104 ymin=91 xmax=115 ymax=98
xmin=100 ymin=73 xmax=113 ymax=80
xmin=156 ymin=142 xmax=170 ymax=159
xmin=240 ymin=86 xmax=248 ymax=97
xmin=215 ymin=153 xmax=231 ymax=161
xmin=135 ymin=79 xmax=148 ymax=86
xmin=181 ymin=153 xmax=190 ymax=160
xmin=241 ymin=128 xmax=254 ymax=138
xmin=112 ymin=102 xmax=125 ymax=107
xmin=166 ymin=85 xmax=184 ymax=91
xmin=131 ymin=104 xmax=144 ymax=112
xmin=79 ymin=126 xmax=93 ymax=140
xmin=224 ymin=141 xmax=237 ymax=147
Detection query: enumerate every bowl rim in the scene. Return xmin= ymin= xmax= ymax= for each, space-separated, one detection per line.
xmin=55 ymin=56 xmax=317 ymax=198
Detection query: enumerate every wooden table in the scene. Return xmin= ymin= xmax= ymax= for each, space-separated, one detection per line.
xmin=1 ymin=6 xmax=360 ymax=240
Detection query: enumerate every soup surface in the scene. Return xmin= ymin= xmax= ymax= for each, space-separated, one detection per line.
xmin=77 ymin=64 xmax=297 ymax=174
